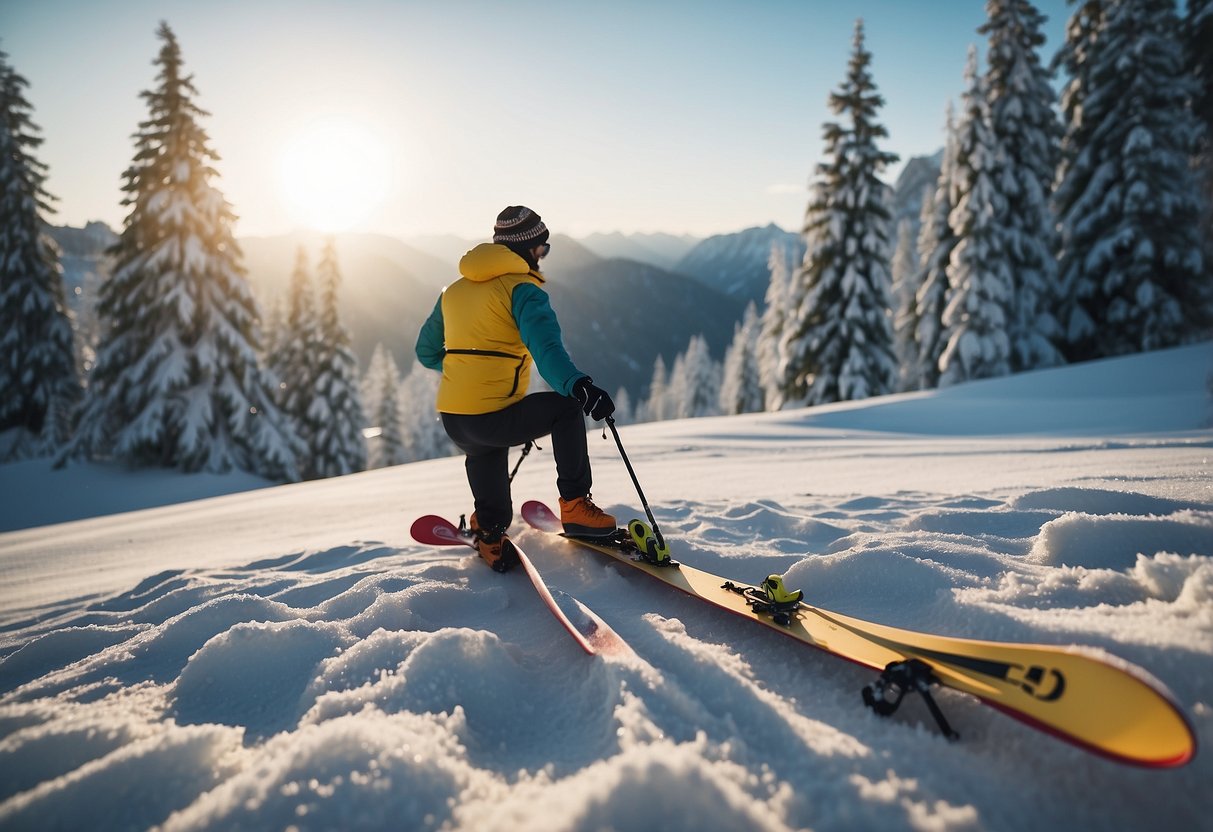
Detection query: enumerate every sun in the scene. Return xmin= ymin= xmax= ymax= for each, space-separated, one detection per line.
xmin=278 ymin=117 xmax=390 ymax=233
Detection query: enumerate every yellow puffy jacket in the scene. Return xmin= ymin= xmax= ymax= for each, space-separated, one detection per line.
xmin=415 ymin=243 xmax=585 ymax=414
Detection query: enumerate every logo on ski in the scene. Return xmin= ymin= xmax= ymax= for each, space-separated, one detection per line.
xmin=1006 ymin=664 xmax=1066 ymax=701
xmin=430 ymin=523 xmax=463 ymax=543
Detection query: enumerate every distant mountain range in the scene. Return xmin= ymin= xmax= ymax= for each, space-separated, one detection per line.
xmin=673 ymin=223 xmax=806 ymax=308
xmin=577 ymin=232 xmax=701 ymax=271
xmin=45 ymin=153 xmax=943 ymax=402
xmin=49 ymin=221 xmax=116 ymax=295
xmin=405 ymin=231 xmax=703 ymax=274
xmin=891 ymin=151 xmax=944 ymax=238
xmin=535 ymin=236 xmax=741 ymax=398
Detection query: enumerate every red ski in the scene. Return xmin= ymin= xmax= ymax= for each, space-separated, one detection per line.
xmin=409 ymin=514 xmax=629 ymax=658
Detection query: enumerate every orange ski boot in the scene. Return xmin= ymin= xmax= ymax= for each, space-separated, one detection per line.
xmin=469 ymin=513 xmax=518 ymax=573
xmin=559 ymin=494 xmax=617 ymax=538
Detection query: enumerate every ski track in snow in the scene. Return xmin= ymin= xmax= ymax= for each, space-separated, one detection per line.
xmin=1 ymin=344 xmax=1212 ymax=831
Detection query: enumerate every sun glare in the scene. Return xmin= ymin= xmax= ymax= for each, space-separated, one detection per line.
xmin=278 ymin=117 xmax=390 ymax=233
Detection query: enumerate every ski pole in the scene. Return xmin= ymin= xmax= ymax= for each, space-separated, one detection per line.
xmin=604 ymin=416 xmax=666 ymax=549
xmin=508 ymin=439 xmax=540 ymax=484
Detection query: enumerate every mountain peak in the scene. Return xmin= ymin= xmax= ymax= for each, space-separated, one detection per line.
xmin=672 ymin=226 xmax=806 ymax=306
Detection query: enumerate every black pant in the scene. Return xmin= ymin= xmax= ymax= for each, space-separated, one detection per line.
xmin=441 ymin=392 xmax=591 ymax=533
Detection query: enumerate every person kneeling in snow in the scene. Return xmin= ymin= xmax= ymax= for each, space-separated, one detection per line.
xmin=415 ymin=205 xmax=617 ymax=572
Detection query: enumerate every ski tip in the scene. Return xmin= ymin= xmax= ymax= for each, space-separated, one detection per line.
xmin=409 ymin=515 xmax=436 ymax=542
xmin=521 ymin=500 xmax=562 ymax=532
xmin=410 ymin=514 xmax=475 ymax=549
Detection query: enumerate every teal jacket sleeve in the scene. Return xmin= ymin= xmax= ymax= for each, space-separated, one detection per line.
xmin=414 ymin=295 xmax=446 ymax=371
xmin=512 ymin=283 xmax=586 ymax=396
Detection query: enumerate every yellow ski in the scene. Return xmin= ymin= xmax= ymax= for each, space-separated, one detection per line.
xmin=521 ymin=500 xmax=1195 ymax=768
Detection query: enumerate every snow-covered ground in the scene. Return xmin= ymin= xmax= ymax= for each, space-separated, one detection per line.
xmin=1 ymin=342 xmax=1211 ymax=831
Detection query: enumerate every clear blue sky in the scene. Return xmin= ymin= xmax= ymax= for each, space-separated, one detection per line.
xmin=2 ymin=0 xmax=1070 ymax=239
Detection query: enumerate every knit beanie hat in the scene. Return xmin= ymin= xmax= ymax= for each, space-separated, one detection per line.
xmin=493 ymin=206 xmax=549 ymax=251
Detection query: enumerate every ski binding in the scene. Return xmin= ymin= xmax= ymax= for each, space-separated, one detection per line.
xmin=627 ymin=519 xmax=676 ymax=566
xmin=568 ymin=520 xmax=681 ymax=567
xmin=862 ymin=658 xmax=960 ymax=741
xmin=722 ymin=574 xmax=804 ymax=626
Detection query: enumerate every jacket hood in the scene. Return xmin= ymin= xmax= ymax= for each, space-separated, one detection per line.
xmin=458 ymin=243 xmax=545 ymax=283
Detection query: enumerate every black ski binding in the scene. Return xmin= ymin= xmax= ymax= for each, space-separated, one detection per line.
xmin=722 ymin=575 xmax=803 ymax=626
xmin=862 ymin=658 xmax=960 ymax=741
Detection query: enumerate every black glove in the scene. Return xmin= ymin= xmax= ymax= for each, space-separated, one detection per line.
xmin=572 ymin=377 xmax=615 ymax=421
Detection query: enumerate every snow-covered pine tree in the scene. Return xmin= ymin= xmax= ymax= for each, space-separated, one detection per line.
xmin=363 ymin=345 xmax=405 ymax=469
xmin=939 ymin=46 xmax=1013 ymax=386
xmin=1191 ymin=0 xmax=1213 ymax=150
xmin=307 ymin=238 xmax=366 ymax=478
xmin=398 ymin=358 xmax=453 ymax=462
xmin=1054 ymin=0 xmax=1211 ymax=360
xmin=890 ymin=217 xmax=920 ymax=392
xmin=1186 ymin=0 xmax=1213 ymax=286
xmin=780 ymin=20 xmax=898 ymax=406
xmin=665 ymin=334 xmax=720 ymax=420
xmin=359 ymin=342 xmax=394 ymax=433
xmin=913 ymin=103 xmax=960 ymax=391
xmin=62 ymin=24 xmax=299 ymax=480
xmin=260 ymin=292 xmax=287 ymax=367
xmin=612 ymin=385 xmax=632 ymax=424
xmin=980 ymin=0 xmax=1065 ymax=373
xmin=257 ymin=288 xmax=288 ymax=451
xmin=641 ymin=354 xmax=669 ymax=422
xmin=1049 ymin=0 xmax=1103 ymax=352
xmin=271 ymin=246 xmax=320 ymax=445
xmin=690 ymin=336 xmax=722 ymax=419
xmin=720 ymin=301 xmax=765 ymax=415
xmin=0 ymin=49 xmax=81 ymax=460
xmin=756 ymin=242 xmax=791 ymax=409
xmin=664 ymin=349 xmax=687 ymax=420
xmin=73 ymin=253 xmax=106 ymax=377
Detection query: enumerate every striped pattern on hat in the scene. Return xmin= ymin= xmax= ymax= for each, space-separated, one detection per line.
xmin=493 ymin=206 xmax=549 ymax=245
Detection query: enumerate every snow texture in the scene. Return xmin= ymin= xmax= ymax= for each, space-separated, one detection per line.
xmin=1 ymin=341 xmax=1211 ymax=831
